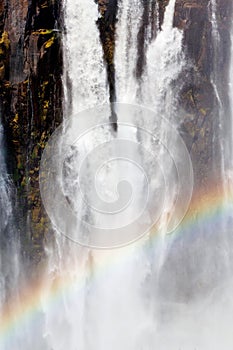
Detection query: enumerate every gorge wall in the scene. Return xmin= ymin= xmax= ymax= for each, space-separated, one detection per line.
xmin=0 ymin=0 xmax=63 ymax=263
xmin=0 ymin=0 xmax=232 ymax=263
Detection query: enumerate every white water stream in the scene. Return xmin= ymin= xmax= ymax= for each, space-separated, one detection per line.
xmin=41 ymin=1 xmax=188 ymax=349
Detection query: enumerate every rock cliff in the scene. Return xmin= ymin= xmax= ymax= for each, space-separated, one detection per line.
xmin=0 ymin=0 xmax=63 ymax=263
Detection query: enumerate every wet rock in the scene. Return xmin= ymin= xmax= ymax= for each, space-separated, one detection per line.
xmin=0 ymin=0 xmax=63 ymax=263
xmin=174 ymin=0 xmax=232 ymax=191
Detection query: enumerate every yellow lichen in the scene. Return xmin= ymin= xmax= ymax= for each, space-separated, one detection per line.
xmin=32 ymin=29 xmax=53 ymax=35
xmin=43 ymin=100 xmax=49 ymax=109
xmin=0 ymin=31 xmax=10 ymax=50
xmin=44 ymin=36 xmax=55 ymax=49
xmin=13 ymin=113 xmax=19 ymax=124
xmin=200 ymin=108 xmax=207 ymax=116
xmin=41 ymin=1 xmax=49 ymax=8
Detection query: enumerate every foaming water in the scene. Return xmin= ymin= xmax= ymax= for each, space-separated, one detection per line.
xmin=115 ymin=0 xmax=143 ymax=102
xmin=64 ymin=0 xmax=109 ymax=113
xmin=40 ymin=1 xmax=119 ymax=349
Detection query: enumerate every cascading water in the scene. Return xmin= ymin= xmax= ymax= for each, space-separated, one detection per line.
xmin=64 ymin=0 xmax=109 ymax=113
xmin=115 ymin=0 xmax=143 ymax=102
xmin=229 ymin=14 xmax=233 ymax=186
xmin=41 ymin=0 xmax=192 ymax=349
xmin=41 ymin=1 xmax=155 ymax=348
xmin=0 ymin=122 xmax=15 ymax=308
xmin=1 ymin=1 xmax=233 ymax=349
xmin=40 ymin=2 xmax=110 ymax=349
xmin=0 ymin=122 xmax=21 ymax=350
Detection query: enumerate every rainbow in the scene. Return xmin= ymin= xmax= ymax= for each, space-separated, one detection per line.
xmin=0 ymin=181 xmax=232 ymax=347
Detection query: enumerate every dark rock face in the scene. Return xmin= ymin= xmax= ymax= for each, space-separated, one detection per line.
xmin=0 ymin=0 xmax=63 ymax=263
xmin=174 ymin=0 xmax=232 ymax=192
xmin=0 ymin=0 xmax=232 ymax=263
xmin=96 ymin=0 xmax=118 ymax=129
xmin=96 ymin=0 xmax=118 ymax=102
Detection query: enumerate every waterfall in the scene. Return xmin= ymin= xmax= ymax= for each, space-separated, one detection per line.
xmin=1 ymin=1 xmax=233 ymax=349
xmin=64 ymin=0 xmax=109 ymax=114
xmin=0 ymin=123 xmax=13 ymax=308
xmin=31 ymin=1 xmax=190 ymax=349
xmin=0 ymin=122 xmax=19 ymax=303
xmin=0 ymin=122 xmax=22 ymax=349
xmin=41 ymin=0 xmax=154 ymax=348
xmin=229 ymin=19 xmax=233 ymax=187
xmin=115 ymin=0 xmax=143 ymax=102
xmin=142 ymin=0 xmax=183 ymax=110
xmin=41 ymin=0 xmax=190 ymax=349
xmin=40 ymin=2 xmax=109 ymax=349
xmin=115 ymin=0 xmax=186 ymax=282
xmin=210 ymin=0 xmax=226 ymax=186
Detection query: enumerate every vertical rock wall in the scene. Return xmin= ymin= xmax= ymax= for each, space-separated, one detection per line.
xmin=0 ymin=0 xmax=63 ymax=263
xmin=174 ymin=0 xmax=232 ymax=192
